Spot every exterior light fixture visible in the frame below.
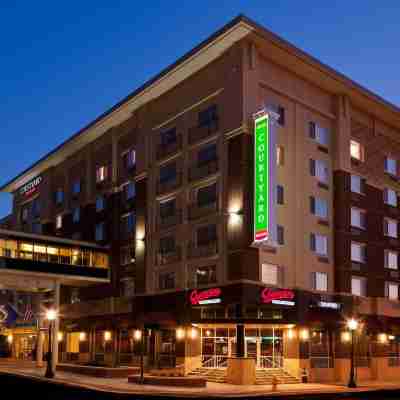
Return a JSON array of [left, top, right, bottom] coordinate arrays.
[[79, 332, 87, 342], [104, 331, 112, 342], [378, 333, 388, 344], [176, 328, 185, 340], [299, 329, 309, 341], [7, 334, 13, 344], [133, 329, 142, 342], [46, 309, 58, 321], [347, 318, 359, 331], [346, 317, 359, 388], [205, 329, 211, 337], [57, 332, 64, 342], [341, 331, 351, 343], [287, 328, 295, 340], [190, 328, 198, 340], [389, 335, 396, 341], [45, 308, 58, 379]]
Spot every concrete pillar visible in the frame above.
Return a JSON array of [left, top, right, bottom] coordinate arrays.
[[256, 337, 261, 368], [52, 281, 60, 373], [236, 324, 245, 358], [36, 294, 44, 367]]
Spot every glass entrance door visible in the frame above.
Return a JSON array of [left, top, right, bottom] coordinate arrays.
[[260, 328, 283, 368]]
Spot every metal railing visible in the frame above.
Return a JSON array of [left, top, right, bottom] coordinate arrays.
[[201, 355, 228, 368], [259, 356, 283, 369]]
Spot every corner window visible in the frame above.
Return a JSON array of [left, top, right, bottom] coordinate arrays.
[[351, 276, 367, 297], [384, 218, 398, 239], [310, 196, 328, 219], [385, 250, 398, 270], [350, 175, 365, 194], [311, 272, 328, 292], [310, 233, 328, 256], [351, 241, 366, 263], [309, 122, 329, 147], [350, 140, 364, 161], [96, 165, 108, 183], [261, 263, 281, 286], [386, 282, 399, 301], [384, 188, 398, 207], [351, 207, 366, 229], [385, 156, 397, 176]]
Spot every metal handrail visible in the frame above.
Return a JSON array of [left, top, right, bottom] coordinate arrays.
[[259, 355, 283, 369]]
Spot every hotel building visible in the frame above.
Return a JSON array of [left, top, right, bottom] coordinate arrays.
[[1, 15, 400, 383]]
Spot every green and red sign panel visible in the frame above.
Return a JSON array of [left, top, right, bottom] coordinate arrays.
[[254, 112, 276, 244]]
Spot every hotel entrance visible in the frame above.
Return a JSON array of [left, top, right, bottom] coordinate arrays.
[[200, 325, 287, 369]]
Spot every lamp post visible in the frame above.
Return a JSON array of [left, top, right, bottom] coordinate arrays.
[[45, 309, 57, 379], [347, 318, 359, 388], [134, 329, 144, 384]]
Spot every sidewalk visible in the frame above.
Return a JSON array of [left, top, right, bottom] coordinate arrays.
[[0, 361, 399, 398]]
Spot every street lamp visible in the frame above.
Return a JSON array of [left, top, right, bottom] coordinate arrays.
[[45, 309, 58, 379], [347, 318, 359, 388], [134, 329, 145, 384]]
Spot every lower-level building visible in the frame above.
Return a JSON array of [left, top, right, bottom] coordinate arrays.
[[59, 282, 400, 383]]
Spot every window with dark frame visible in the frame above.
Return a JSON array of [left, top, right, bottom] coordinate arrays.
[[198, 143, 217, 166], [160, 235, 176, 255], [161, 128, 177, 146], [197, 183, 217, 207], [197, 224, 217, 246], [198, 104, 218, 127], [159, 162, 177, 184], [160, 198, 176, 219]]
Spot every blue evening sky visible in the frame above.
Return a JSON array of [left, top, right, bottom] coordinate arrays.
[[1, 1, 399, 217]]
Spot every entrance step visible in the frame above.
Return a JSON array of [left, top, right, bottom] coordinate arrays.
[[189, 367, 300, 384]]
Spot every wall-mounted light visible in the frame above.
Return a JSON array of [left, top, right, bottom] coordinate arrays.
[[176, 328, 185, 340], [79, 332, 87, 342], [7, 334, 13, 344], [205, 329, 212, 337], [57, 332, 64, 342], [287, 328, 295, 340], [347, 318, 359, 331], [299, 329, 310, 341], [341, 331, 351, 343], [190, 328, 198, 340], [389, 335, 396, 341], [133, 329, 142, 342], [378, 333, 388, 344], [104, 331, 112, 342]]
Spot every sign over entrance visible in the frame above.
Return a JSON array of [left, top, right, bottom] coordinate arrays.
[[190, 288, 222, 305], [19, 176, 42, 197], [261, 288, 295, 306]]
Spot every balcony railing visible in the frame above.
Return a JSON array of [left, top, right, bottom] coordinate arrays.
[[156, 247, 182, 265], [158, 211, 182, 230], [156, 135, 182, 160], [188, 201, 218, 220], [187, 241, 218, 259], [157, 173, 182, 195], [189, 160, 218, 182], [188, 119, 219, 144]]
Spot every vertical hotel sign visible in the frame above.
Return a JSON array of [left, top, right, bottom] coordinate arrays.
[[254, 112, 276, 244]]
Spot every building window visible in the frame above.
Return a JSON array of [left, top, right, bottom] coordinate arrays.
[[351, 207, 366, 229], [160, 198, 176, 219], [96, 165, 108, 183], [95, 223, 105, 241], [72, 180, 81, 195], [198, 143, 217, 166], [124, 182, 136, 200], [268, 104, 285, 126], [72, 207, 80, 223], [310, 196, 328, 219], [385, 156, 397, 176], [56, 214, 63, 230], [386, 282, 399, 301], [351, 241, 366, 263], [32, 222, 42, 234], [122, 278, 135, 297], [55, 188, 64, 205], [310, 159, 329, 184], [351, 276, 367, 297], [198, 104, 218, 127], [159, 162, 177, 184], [276, 146, 285, 166], [311, 272, 328, 292], [384, 188, 398, 207], [193, 265, 217, 287], [160, 235, 176, 255], [71, 288, 80, 304], [197, 224, 217, 247], [261, 263, 281, 286], [21, 206, 29, 223], [277, 185, 284, 205], [277, 225, 284, 245], [350, 174, 365, 194], [384, 217, 398, 238], [310, 233, 328, 256], [350, 140, 364, 161], [197, 183, 217, 207], [96, 196, 105, 212], [161, 128, 177, 146], [31, 198, 41, 218], [385, 250, 398, 270], [121, 245, 135, 266], [159, 271, 175, 290], [121, 213, 135, 236], [309, 122, 329, 147], [123, 149, 136, 170]]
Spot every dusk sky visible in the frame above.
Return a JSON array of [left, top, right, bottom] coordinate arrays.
[[1, 1, 399, 217]]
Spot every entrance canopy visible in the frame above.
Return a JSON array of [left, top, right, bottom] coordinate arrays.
[[0, 229, 109, 291]]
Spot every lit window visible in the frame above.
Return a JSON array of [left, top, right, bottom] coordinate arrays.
[[386, 282, 399, 301], [385, 250, 398, 270], [351, 207, 366, 229], [159, 271, 175, 290], [96, 165, 108, 183], [351, 175, 364, 194], [193, 265, 217, 287], [276, 146, 284, 166], [261, 263, 280, 286], [125, 182, 136, 200], [21, 207, 29, 222], [384, 218, 398, 238], [384, 188, 398, 207], [385, 156, 397, 176], [350, 140, 364, 161], [277, 185, 284, 205], [310, 196, 328, 219], [96, 196, 105, 212], [56, 214, 63, 230], [351, 241, 366, 263], [72, 180, 81, 195], [309, 122, 329, 147], [351, 276, 366, 297], [120, 245, 135, 266], [123, 149, 136, 170], [95, 223, 105, 241], [310, 233, 328, 256], [55, 189, 64, 205], [122, 278, 135, 297], [311, 272, 328, 292], [310, 159, 329, 184], [72, 207, 80, 223]]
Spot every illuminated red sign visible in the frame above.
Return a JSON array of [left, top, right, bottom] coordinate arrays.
[[261, 288, 295, 304], [19, 176, 42, 197], [190, 288, 222, 305]]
